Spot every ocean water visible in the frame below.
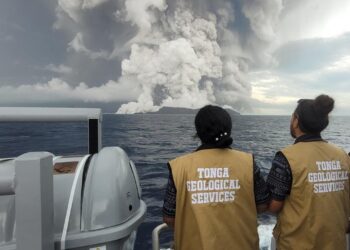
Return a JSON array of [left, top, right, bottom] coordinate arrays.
[[0, 114, 349, 249]]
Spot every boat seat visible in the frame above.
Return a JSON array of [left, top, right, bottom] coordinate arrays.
[[53, 162, 78, 174]]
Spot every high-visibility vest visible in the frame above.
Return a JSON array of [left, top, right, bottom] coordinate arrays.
[[274, 141, 350, 250], [170, 148, 259, 250]]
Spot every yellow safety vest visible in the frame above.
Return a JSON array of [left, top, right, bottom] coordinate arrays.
[[170, 148, 259, 250], [274, 141, 350, 250]]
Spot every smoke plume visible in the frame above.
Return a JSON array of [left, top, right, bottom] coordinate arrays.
[[54, 0, 283, 113]]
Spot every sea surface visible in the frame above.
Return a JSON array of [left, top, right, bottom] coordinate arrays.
[[0, 114, 349, 249]]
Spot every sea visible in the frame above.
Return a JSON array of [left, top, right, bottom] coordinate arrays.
[[0, 114, 349, 250]]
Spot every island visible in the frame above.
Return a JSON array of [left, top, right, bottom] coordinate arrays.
[[149, 107, 240, 116]]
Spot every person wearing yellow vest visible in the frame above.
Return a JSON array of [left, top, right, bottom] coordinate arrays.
[[267, 94, 350, 250], [162, 105, 270, 250]]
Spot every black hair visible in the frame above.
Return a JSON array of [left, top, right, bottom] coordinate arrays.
[[195, 105, 233, 148], [294, 94, 334, 134]]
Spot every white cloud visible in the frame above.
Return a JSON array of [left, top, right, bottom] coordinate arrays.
[[250, 71, 298, 104], [4, 0, 350, 115], [242, 0, 283, 42], [56, 0, 82, 23], [0, 78, 140, 104], [249, 53, 350, 115], [116, 0, 286, 114], [325, 55, 350, 73], [117, 35, 219, 114], [277, 0, 350, 44], [52, 0, 285, 113], [57, 0, 109, 23], [45, 64, 72, 74], [123, 0, 167, 33], [82, 0, 109, 9], [117, 8, 224, 114], [68, 33, 110, 60]]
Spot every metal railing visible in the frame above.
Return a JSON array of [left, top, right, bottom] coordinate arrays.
[[0, 107, 102, 154], [152, 223, 170, 250]]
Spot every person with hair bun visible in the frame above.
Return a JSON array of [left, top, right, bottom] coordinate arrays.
[[162, 105, 270, 250], [267, 94, 350, 250]]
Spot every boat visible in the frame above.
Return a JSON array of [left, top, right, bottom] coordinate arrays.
[[0, 107, 147, 250]]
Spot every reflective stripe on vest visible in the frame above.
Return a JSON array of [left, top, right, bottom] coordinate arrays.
[[275, 141, 350, 250], [170, 148, 259, 250]]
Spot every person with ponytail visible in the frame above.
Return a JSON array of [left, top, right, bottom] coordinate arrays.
[[162, 105, 269, 250], [267, 94, 350, 250]]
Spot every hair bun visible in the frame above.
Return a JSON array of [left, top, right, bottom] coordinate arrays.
[[313, 94, 334, 116], [215, 136, 233, 148]]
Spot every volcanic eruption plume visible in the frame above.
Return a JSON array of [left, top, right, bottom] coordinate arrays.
[[54, 0, 283, 114]]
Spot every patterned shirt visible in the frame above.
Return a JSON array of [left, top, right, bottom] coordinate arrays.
[[266, 134, 324, 201], [163, 146, 270, 217]]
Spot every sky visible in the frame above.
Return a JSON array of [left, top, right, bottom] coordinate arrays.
[[0, 0, 349, 115]]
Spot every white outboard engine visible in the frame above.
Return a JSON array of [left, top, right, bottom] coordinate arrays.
[[0, 108, 146, 250]]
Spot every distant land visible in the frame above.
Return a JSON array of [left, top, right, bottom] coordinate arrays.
[[5, 102, 241, 115], [148, 106, 240, 116]]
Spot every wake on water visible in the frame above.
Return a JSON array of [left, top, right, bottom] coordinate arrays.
[[258, 224, 275, 250]]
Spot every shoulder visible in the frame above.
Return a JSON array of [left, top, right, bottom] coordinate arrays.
[[326, 143, 350, 164], [280, 143, 313, 157], [326, 142, 348, 154], [169, 151, 197, 166], [229, 149, 253, 161], [280, 143, 297, 154]]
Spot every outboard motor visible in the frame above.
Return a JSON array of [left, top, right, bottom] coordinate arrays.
[[0, 108, 146, 250]]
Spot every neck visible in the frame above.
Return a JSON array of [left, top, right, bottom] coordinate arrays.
[[294, 128, 306, 138], [295, 132, 306, 139]]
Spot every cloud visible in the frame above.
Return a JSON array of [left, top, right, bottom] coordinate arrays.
[[56, 0, 110, 23], [1, 0, 349, 115], [45, 64, 72, 74], [242, 0, 283, 42], [325, 55, 350, 73], [0, 78, 140, 104], [68, 33, 110, 60], [116, 0, 284, 113], [117, 35, 220, 113], [277, 0, 350, 43], [52, 0, 135, 85], [51, 0, 285, 114], [249, 52, 350, 115], [82, 0, 109, 9], [275, 37, 348, 74], [117, 7, 223, 114], [0, 0, 285, 113], [122, 0, 167, 33]]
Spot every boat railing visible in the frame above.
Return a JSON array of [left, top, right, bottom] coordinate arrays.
[[0, 107, 102, 154], [152, 223, 172, 250]]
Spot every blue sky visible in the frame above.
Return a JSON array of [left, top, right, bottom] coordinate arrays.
[[0, 0, 349, 115]]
